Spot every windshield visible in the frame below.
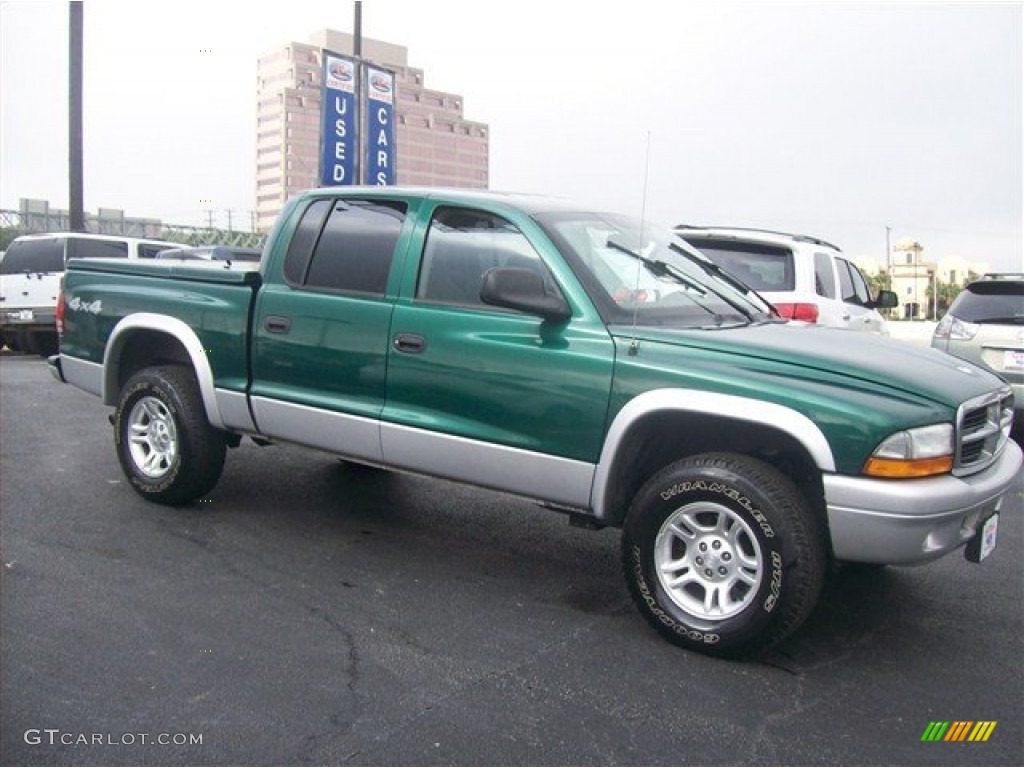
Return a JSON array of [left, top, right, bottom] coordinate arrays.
[[535, 211, 777, 328]]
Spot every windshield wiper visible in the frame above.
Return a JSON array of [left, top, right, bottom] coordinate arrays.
[[605, 238, 710, 295], [667, 241, 780, 322], [606, 237, 735, 323], [606, 237, 766, 325]]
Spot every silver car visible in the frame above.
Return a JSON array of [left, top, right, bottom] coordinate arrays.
[[932, 274, 1024, 434]]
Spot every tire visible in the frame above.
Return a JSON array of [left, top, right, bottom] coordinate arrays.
[[113, 365, 227, 505], [621, 452, 826, 658]]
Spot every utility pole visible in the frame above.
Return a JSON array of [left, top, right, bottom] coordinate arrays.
[[354, 0, 364, 184], [884, 225, 892, 290], [69, 1, 84, 232], [354, 1, 362, 58]]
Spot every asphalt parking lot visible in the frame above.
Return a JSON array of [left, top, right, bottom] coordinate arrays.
[[2, 351, 1022, 767]]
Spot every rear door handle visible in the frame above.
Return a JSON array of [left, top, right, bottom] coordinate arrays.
[[393, 333, 426, 354], [264, 315, 291, 334]]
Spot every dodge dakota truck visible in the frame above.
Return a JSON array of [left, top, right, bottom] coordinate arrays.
[[50, 188, 1021, 657]]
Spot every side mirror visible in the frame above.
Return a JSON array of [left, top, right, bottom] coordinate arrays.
[[480, 267, 571, 322], [872, 290, 898, 309]]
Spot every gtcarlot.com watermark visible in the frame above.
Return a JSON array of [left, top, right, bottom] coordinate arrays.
[[24, 729, 203, 747]]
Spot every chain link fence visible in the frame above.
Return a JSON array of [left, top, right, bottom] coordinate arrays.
[[0, 209, 265, 251]]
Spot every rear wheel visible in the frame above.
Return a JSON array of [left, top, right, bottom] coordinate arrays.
[[114, 365, 226, 505], [622, 453, 826, 657]]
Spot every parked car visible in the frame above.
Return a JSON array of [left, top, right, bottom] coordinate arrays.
[[155, 245, 262, 264], [932, 274, 1024, 435], [675, 226, 896, 333], [0, 232, 181, 355]]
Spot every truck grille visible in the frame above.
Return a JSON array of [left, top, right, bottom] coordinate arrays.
[[955, 389, 1014, 475]]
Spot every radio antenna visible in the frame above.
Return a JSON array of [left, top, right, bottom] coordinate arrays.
[[629, 131, 652, 356]]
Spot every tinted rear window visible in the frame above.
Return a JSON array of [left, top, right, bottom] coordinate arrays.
[[68, 238, 129, 259], [0, 238, 64, 274], [951, 281, 1024, 324], [684, 240, 795, 291], [304, 200, 407, 294]]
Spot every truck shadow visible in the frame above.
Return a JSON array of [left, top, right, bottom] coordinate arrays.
[[210, 447, 964, 666]]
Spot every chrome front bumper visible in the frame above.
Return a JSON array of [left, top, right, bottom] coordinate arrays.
[[824, 440, 1022, 565]]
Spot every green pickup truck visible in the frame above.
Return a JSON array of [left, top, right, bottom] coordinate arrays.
[[50, 188, 1021, 657]]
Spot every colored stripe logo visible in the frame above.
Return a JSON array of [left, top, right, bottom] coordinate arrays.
[[921, 721, 997, 742]]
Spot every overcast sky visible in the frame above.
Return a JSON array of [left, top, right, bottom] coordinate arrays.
[[1, 0, 1021, 270]]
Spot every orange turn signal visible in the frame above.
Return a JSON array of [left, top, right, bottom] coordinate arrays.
[[863, 455, 954, 478]]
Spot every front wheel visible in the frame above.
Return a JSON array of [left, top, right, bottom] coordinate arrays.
[[622, 453, 825, 657], [114, 366, 227, 505]]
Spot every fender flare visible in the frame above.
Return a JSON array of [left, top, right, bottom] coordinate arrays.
[[102, 313, 225, 429], [589, 388, 836, 521]]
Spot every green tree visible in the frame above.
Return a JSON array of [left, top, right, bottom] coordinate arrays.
[[932, 281, 962, 318], [0, 227, 22, 251]]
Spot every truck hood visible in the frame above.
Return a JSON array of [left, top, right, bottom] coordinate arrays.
[[611, 322, 1008, 408]]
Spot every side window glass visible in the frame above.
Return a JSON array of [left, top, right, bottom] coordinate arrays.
[[836, 258, 857, 303], [814, 252, 837, 298], [849, 262, 872, 304], [304, 200, 406, 294], [68, 238, 129, 259], [417, 207, 552, 307], [283, 199, 332, 284], [837, 258, 870, 304], [138, 244, 170, 259]]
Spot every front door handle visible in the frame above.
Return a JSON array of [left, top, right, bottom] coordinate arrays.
[[393, 333, 427, 354]]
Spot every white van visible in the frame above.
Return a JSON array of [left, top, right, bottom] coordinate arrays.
[[0, 232, 181, 354]]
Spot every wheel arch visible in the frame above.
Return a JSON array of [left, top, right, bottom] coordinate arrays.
[[590, 389, 835, 528], [102, 313, 225, 429]]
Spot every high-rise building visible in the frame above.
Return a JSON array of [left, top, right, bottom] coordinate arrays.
[[255, 29, 489, 232]]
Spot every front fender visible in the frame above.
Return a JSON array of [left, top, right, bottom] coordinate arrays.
[[589, 388, 836, 522]]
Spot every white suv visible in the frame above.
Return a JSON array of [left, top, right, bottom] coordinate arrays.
[[1, 232, 180, 355], [676, 226, 896, 333]]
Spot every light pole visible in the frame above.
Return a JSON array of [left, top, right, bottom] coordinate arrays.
[[69, 1, 84, 232]]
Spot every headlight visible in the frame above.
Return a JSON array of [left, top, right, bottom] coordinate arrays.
[[863, 424, 954, 478], [933, 314, 979, 341]]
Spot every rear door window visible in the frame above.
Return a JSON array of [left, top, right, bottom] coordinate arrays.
[[814, 252, 837, 298], [297, 199, 407, 295], [0, 238, 65, 274], [68, 238, 129, 259], [137, 243, 173, 259]]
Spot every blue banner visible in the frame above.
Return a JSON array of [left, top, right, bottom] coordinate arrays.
[[319, 52, 358, 186], [364, 66, 396, 186]]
